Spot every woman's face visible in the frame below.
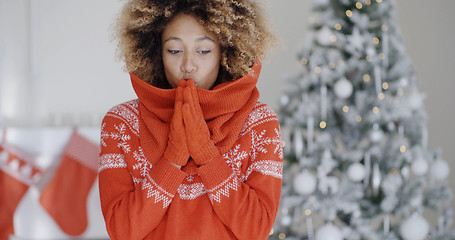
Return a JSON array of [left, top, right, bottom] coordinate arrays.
[[162, 14, 221, 90]]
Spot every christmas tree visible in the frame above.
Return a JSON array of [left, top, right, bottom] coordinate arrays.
[[271, 0, 454, 239]]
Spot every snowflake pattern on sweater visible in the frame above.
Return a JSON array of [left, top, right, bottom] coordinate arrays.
[[99, 99, 282, 205], [99, 99, 283, 239]]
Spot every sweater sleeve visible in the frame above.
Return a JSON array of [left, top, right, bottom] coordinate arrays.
[[196, 105, 283, 240], [98, 109, 187, 240]]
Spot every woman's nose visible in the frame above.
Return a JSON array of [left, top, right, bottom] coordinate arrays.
[[181, 53, 196, 74]]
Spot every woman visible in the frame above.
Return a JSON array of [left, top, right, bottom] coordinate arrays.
[[99, 0, 283, 239]]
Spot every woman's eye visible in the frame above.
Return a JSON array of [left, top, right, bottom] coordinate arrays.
[[167, 49, 182, 54], [197, 50, 211, 55]]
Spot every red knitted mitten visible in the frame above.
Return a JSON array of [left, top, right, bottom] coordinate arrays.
[[163, 80, 190, 166], [182, 80, 219, 165]]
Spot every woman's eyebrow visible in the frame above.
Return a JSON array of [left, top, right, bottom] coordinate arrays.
[[163, 36, 181, 43], [196, 36, 215, 42], [163, 36, 215, 44]]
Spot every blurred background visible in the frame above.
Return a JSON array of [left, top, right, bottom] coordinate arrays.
[[0, 0, 453, 239]]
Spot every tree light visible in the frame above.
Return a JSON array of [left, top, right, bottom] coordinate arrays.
[[382, 82, 389, 90], [400, 145, 406, 153], [373, 37, 380, 44], [335, 23, 342, 30], [356, 2, 363, 9], [320, 121, 327, 129], [373, 106, 379, 114], [305, 209, 312, 216]]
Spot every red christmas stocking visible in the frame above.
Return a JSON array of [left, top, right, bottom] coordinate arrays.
[[0, 144, 42, 240], [39, 130, 99, 236]]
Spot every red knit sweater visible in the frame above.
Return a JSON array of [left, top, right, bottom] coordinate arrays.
[[99, 98, 283, 239]]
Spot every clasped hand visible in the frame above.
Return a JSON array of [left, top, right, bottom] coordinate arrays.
[[164, 79, 219, 167]]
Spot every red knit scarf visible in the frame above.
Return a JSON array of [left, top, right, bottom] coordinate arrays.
[[130, 62, 261, 165]]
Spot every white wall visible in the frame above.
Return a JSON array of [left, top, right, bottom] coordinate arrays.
[[0, 0, 454, 238], [0, 0, 135, 127], [0, 0, 32, 124]]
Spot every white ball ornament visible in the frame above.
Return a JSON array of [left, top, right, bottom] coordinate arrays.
[[281, 214, 292, 227], [366, 47, 376, 57], [408, 91, 424, 110], [293, 171, 317, 195], [370, 128, 384, 143], [347, 163, 365, 182], [429, 159, 450, 181], [315, 223, 343, 240], [334, 78, 353, 99], [409, 194, 423, 208], [399, 77, 409, 87], [411, 158, 428, 176], [400, 215, 429, 240], [317, 26, 334, 46], [387, 122, 396, 131], [280, 95, 290, 105]]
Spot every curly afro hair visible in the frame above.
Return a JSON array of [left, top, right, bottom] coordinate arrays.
[[114, 0, 278, 88]]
